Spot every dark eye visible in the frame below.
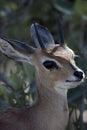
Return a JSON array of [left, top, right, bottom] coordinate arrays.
[[43, 60, 59, 70]]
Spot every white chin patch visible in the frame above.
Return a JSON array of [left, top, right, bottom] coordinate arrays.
[[54, 78, 82, 96], [54, 74, 85, 96]]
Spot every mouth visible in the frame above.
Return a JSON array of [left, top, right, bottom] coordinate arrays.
[[66, 79, 81, 82], [66, 77, 85, 83]]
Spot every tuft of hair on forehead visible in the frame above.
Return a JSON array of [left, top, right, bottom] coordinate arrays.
[[43, 43, 75, 62]]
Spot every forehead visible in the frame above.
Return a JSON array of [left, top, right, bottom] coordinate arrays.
[[46, 44, 75, 61]]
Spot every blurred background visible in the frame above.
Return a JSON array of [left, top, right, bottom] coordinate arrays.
[[0, 0, 87, 130]]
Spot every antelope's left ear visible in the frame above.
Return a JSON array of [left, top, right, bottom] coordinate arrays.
[[30, 23, 55, 49], [0, 37, 35, 62]]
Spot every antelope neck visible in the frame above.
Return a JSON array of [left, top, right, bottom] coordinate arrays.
[[37, 84, 68, 110]]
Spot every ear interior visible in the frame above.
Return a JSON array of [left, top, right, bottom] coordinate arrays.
[[0, 38, 35, 63], [31, 23, 55, 49]]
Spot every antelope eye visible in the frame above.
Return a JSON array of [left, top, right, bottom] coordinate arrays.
[[43, 60, 59, 70]]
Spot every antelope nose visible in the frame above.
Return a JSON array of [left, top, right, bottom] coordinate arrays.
[[74, 70, 84, 80]]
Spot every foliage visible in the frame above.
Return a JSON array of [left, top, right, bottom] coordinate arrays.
[[0, 0, 87, 130]]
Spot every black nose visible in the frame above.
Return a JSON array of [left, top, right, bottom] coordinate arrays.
[[74, 71, 83, 80]]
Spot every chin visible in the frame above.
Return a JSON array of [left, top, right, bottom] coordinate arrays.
[[67, 81, 83, 89]]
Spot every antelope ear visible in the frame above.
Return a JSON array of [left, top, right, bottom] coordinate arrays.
[[0, 38, 35, 62], [57, 19, 65, 46], [30, 23, 55, 49]]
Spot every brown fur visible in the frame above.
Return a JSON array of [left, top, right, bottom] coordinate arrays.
[[0, 39, 85, 130], [0, 85, 69, 130]]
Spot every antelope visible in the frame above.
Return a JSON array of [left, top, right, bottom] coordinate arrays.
[[0, 22, 85, 130]]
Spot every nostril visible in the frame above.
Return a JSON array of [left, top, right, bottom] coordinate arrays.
[[74, 71, 83, 79]]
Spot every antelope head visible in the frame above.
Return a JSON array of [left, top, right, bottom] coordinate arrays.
[[0, 22, 85, 96]]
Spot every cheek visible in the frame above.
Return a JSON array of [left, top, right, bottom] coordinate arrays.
[[52, 66, 74, 83], [37, 69, 50, 82], [50, 69, 67, 82]]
